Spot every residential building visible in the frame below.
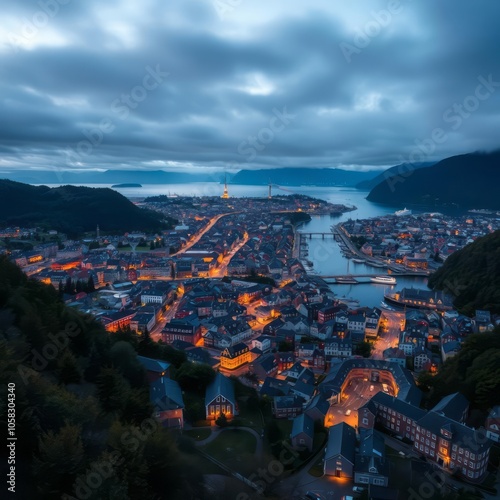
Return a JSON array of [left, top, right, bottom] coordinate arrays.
[[150, 377, 184, 429], [101, 310, 136, 332], [354, 428, 390, 487], [485, 406, 500, 443], [205, 373, 238, 420], [358, 392, 492, 483], [137, 355, 171, 383], [249, 353, 278, 382], [441, 340, 461, 362], [324, 422, 357, 478], [220, 342, 251, 370], [291, 413, 314, 452], [273, 395, 304, 419]]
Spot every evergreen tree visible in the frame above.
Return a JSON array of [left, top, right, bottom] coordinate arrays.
[[57, 350, 82, 384], [86, 275, 95, 293], [32, 424, 85, 497], [95, 367, 129, 413], [63, 277, 73, 295], [215, 411, 228, 427]]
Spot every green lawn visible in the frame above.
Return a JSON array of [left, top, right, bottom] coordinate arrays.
[[184, 428, 212, 441], [308, 455, 324, 477], [274, 418, 293, 436], [202, 429, 257, 475], [237, 409, 263, 429]]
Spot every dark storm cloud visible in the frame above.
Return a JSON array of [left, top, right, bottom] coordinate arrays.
[[0, 0, 499, 173]]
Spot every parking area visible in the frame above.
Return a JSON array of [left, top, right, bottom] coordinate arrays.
[[325, 377, 395, 428]]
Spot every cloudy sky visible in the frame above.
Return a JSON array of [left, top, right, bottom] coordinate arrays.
[[1, 0, 500, 174]]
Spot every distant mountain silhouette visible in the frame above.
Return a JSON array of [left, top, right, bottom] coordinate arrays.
[[366, 150, 500, 209], [231, 167, 377, 186], [355, 162, 435, 190], [0, 180, 174, 235], [0, 169, 225, 185]]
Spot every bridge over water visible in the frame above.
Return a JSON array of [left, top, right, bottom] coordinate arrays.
[[317, 272, 428, 284]]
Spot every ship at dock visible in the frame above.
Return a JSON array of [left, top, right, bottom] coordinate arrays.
[[394, 208, 412, 216], [384, 287, 453, 311], [370, 275, 397, 285]]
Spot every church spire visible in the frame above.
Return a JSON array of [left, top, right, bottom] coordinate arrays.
[[221, 173, 229, 199]]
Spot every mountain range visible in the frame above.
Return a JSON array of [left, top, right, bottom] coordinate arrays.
[[367, 150, 500, 209], [230, 167, 377, 186], [355, 161, 435, 190], [0, 169, 224, 185]]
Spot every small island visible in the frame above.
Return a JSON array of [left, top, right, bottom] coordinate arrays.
[[111, 183, 142, 188]]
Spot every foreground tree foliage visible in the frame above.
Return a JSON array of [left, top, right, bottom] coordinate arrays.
[[0, 257, 207, 499], [428, 229, 500, 315], [420, 330, 500, 411]]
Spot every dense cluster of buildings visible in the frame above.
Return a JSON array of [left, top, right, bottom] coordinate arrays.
[[341, 211, 499, 269], [3, 195, 499, 492]]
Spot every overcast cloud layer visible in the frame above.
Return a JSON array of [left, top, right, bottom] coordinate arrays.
[[1, 0, 500, 174]]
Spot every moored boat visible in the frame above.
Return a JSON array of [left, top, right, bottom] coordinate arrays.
[[370, 275, 397, 285], [395, 207, 412, 216]]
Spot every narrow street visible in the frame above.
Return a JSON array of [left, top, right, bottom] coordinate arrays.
[[371, 310, 404, 360]]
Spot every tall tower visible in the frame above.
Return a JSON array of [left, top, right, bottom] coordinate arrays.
[[221, 173, 229, 199], [268, 179, 272, 200], [96, 224, 100, 239]]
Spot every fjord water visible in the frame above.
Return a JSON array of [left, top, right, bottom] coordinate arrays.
[[111, 182, 431, 308], [46, 182, 430, 307]]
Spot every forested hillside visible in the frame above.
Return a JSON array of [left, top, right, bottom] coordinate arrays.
[[428, 230, 500, 315], [367, 150, 500, 209], [0, 180, 175, 236], [0, 257, 206, 500]]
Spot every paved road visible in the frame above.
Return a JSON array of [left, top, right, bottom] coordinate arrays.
[[371, 310, 404, 360], [170, 211, 240, 258]]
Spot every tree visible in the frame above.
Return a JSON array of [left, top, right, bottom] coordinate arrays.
[[174, 362, 215, 395], [355, 341, 373, 358], [417, 370, 434, 392], [215, 411, 228, 427], [57, 350, 82, 384], [266, 420, 282, 444], [278, 341, 293, 352], [86, 275, 95, 293], [63, 277, 73, 294], [110, 341, 147, 388], [95, 367, 130, 413], [32, 424, 85, 497], [142, 326, 151, 343]]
